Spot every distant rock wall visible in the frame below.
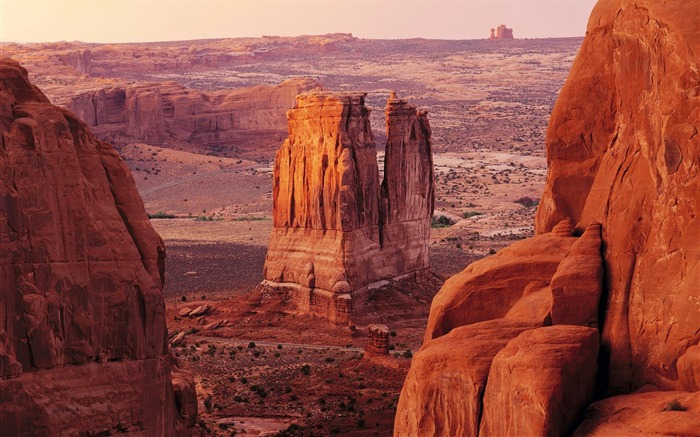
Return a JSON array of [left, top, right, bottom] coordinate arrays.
[[65, 78, 321, 154], [0, 58, 196, 435], [264, 91, 433, 323]]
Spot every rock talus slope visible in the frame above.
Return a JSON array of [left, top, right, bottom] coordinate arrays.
[[264, 91, 433, 323], [535, 0, 700, 394], [0, 58, 196, 435]]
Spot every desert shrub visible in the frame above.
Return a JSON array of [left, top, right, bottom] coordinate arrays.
[[390, 331, 397, 337], [514, 196, 540, 208], [253, 350, 261, 357], [248, 342, 256, 348], [148, 211, 176, 219], [489, 248, 497, 255], [277, 344, 283, 349], [431, 215, 454, 228], [403, 349, 413, 359], [301, 364, 311, 375], [203, 396, 213, 412], [233, 216, 269, 221], [181, 295, 187, 302], [463, 211, 482, 218], [663, 399, 687, 411]]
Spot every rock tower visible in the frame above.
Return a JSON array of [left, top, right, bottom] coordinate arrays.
[[264, 91, 434, 323]]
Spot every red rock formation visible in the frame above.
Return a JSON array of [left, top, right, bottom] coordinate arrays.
[[365, 324, 391, 355], [490, 24, 514, 40], [535, 0, 700, 393], [395, 222, 603, 436], [396, 1, 699, 435], [480, 326, 599, 437], [264, 91, 433, 323], [573, 391, 700, 436], [395, 319, 537, 437], [0, 58, 196, 435], [65, 77, 321, 155]]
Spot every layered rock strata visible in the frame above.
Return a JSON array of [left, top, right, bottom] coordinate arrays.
[[0, 58, 196, 435], [65, 78, 321, 155], [264, 91, 433, 323]]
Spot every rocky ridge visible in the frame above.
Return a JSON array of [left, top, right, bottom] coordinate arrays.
[[0, 58, 196, 435]]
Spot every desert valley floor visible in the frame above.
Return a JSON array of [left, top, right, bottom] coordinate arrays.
[[3, 35, 582, 436]]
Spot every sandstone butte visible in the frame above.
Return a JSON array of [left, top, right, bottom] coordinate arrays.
[[65, 77, 321, 152], [396, 0, 700, 436], [264, 91, 434, 323], [0, 58, 197, 435]]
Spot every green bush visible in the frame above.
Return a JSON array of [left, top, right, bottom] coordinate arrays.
[[148, 211, 176, 219], [431, 215, 454, 228], [463, 211, 482, 218]]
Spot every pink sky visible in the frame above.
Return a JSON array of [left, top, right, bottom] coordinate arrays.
[[2, 0, 597, 43]]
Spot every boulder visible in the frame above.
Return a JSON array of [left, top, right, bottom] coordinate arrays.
[[394, 319, 537, 437], [480, 326, 599, 437], [573, 391, 700, 436]]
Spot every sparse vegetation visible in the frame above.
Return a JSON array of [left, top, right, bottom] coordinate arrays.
[[148, 211, 176, 219], [663, 399, 687, 411], [431, 215, 454, 228], [463, 211, 482, 218]]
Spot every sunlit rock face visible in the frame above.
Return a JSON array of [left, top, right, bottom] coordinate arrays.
[[0, 58, 196, 436], [395, 0, 700, 435], [264, 91, 434, 323]]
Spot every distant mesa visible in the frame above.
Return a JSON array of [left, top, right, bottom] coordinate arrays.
[[489, 24, 514, 40], [263, 91, 434, 324]]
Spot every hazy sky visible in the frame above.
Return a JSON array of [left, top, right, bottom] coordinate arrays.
[[1, 0, 597, 44]]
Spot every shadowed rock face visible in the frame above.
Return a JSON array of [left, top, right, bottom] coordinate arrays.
[[264, 91, 433, 323], [0, 58, 195, 435], [535, 0, 700, 394], [65, 78, 321, 153]]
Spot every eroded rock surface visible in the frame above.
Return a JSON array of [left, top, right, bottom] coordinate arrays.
[[0, 58, 195, 435], [264, 91, 433, 323], [66, 78, 320, 154], [535, 0, 700, 393], [480, 326, 599, 437]]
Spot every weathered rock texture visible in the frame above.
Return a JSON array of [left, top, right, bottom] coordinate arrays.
[[365, 324, 391, 355], [396, 1, 699, 435], [65, 78, 320, 155], [264, 91, 433, 323], [535, 0, 700, 394], [573, 391, 700, 437], [0, 58, 196, 435], [395, 222, 603, 436], [480, 326, 599, 437]]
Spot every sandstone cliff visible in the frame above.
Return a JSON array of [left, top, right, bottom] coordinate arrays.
[[0, 58, 196, 435], [535, 0, 700, 394], [65, 77, 321, 156], [264, 91, 433, 323], [396, 0, 699, 435]]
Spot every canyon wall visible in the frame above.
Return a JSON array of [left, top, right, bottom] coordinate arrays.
[[396, 0, 699, 435], [535, 0, 700, 394], [264, 91, 433, 323], [65, 78, 321, 155], [0, 58, 196, 435]]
